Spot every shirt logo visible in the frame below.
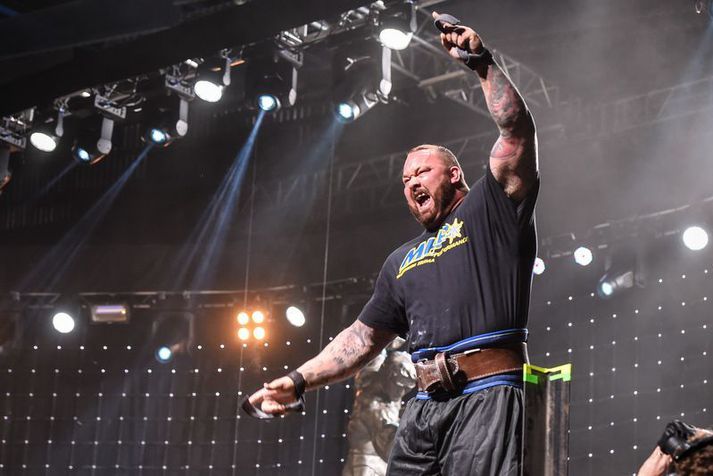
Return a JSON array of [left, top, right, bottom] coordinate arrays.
[[397, 218, 468, 279]]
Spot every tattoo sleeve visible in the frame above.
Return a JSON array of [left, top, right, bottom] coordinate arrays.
[[296, 320, 396, 391], [475, 58, 538, 200]]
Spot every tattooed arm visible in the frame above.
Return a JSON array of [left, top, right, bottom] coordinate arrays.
[[247, 320, 396, 415], [435, 12, 538, 202]]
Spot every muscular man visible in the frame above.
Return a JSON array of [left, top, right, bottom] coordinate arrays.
[[248, 12, 539, 475]]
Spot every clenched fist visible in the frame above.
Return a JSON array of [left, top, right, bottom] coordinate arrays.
[[247, 375, 298, 416], [432, 11, 484, 61]]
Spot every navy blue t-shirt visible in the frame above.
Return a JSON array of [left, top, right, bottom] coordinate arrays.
[[357, 166, 539, 353]]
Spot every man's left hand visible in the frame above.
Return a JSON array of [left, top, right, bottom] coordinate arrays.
[[432, 11, 484, 61]]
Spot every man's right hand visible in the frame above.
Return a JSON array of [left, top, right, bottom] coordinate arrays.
[[247, 375, 298, 416]]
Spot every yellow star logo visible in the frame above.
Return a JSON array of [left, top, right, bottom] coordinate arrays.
[[444, 218, 463, 244]]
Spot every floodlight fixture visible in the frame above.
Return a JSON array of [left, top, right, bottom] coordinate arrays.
[[532, 257, 546, 275], [378, 0, 416, 51], [253, 326, 266, 340], [90, 303, 129, 323]]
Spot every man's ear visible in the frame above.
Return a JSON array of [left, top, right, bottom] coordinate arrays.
[[449, 166, 462, 184]]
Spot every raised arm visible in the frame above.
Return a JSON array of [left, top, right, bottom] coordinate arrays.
[[435, 12, 538, 202], [247, 319, 396, 415]]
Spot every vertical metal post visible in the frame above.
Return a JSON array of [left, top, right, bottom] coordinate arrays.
[[523, 364, 572, 476]]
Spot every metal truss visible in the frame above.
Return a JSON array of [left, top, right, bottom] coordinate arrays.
[[391, 5, 563, 118], [4, 275, 378, 309], [250, 128, 497, 212], [557, 74, 713, 141]]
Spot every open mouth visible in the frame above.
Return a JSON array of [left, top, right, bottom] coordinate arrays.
[[414, 190, 431, 208]]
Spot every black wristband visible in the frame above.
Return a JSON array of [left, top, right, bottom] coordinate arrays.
[[287, 370, 306, 399], [464, 48, 493, 71]]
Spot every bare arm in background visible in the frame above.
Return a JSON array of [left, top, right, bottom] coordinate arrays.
[[636, 446, 672, 476], [247, 320, 396, 415], [435, 11, 538, 202]]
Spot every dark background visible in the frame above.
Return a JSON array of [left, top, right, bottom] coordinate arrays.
[[1, 0, 712, 474]]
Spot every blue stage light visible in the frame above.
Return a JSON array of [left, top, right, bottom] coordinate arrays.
[[336, 102, 360, 122], [73, 147, 91, 163], [155, 346, 173, 363], [257, 94, 279, 112], [148, 128, 169, 145]]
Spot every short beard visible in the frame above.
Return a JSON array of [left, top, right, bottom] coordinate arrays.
[[410, 180, 457, 231]]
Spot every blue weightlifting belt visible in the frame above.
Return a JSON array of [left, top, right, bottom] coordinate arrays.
[[411, 328, 528, 362]]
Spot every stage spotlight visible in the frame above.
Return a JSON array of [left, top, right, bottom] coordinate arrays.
[[237, 327, 250, 340], [332, 42, 392, 122], [155, 345, 173, 363], [151, 312, 194, 363], [596, 246, 642, 298], [144, 97, 189, 147], [147, 128, 169, 145], [251, 310, 265, 324], [247, 50, 299, 113], [335, 101, 360, 122], [30, 110, 64, 152], [194, 55, 231, 103], [574, 246, 593, 266], [286, 306, 306, 327], [378, 0, 416, 50], [253, 326, 266, 340], [257, 94, 280, 112], [52, 312, 75, 334], [237, 311, 250, 326], [532, 257, 546, 275], [682, 226, 708, 251], [71, 117, 114, 166], [597, 270, 635, 298]]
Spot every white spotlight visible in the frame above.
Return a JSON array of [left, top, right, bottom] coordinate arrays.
[[378, 29, 413, 50], [30, 131, 58, 152], [574, 246, 593, 266], [52, 312, 75, 334], [533, 257, 546, 275], [286, 306, 306, 327], [194, 80, 224, 103], [682, 226, 708, 251]]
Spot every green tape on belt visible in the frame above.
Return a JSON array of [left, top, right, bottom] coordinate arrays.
[[523, 363, 573, 385]]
